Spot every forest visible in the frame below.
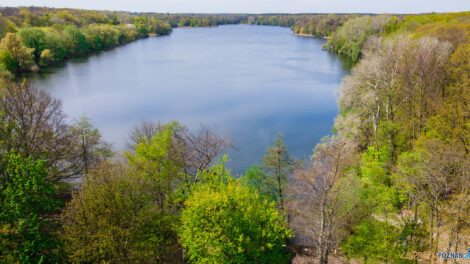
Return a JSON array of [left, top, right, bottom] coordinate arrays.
[[0, 5, 469, 264]]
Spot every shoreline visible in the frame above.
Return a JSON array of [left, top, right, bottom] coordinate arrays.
[[294, 33, 329, 39], [176, 25, 219, 29]]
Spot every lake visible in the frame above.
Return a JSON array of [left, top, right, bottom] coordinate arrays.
[[32, 24, 351, 174]]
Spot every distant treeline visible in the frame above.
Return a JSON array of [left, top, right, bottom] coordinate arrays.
[[0, 7, 251, 77], [0, 7, 359, 77], [0, 6, 385, 77], [3, 7, 468, 77]]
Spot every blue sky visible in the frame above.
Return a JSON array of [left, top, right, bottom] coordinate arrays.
[[1, 0, 469, 13]]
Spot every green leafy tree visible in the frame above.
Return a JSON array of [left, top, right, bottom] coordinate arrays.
[[62, 161, 181, 264], [0, 33, 33, 72], [0, 49, 18, 73], [125, 121, 186, 207], [0, 14, 18, 39], [43, 31, 66, 63], [0, 154, 61, 263], [133, 16, 149, 37], [242, 164, 277, 200], [344, 219, 403, 263], [17, 27, 46, 63], [63, 25, 89, 57], [262, 133, 293, 211], [178, 161, 292, 264], [63, 122, 185, 263]]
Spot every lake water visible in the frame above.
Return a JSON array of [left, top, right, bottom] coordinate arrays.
[[32, 25, 351, 174]]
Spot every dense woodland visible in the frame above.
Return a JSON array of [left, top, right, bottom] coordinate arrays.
[[0, 6, 469, 264]]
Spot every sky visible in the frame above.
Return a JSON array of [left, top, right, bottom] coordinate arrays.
[[1, 0, 469, 14]]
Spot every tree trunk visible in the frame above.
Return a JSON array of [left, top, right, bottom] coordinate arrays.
[[277, 152, 284, 211], [320, 247, 329, 264]]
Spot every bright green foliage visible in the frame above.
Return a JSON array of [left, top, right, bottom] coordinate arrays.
[[63, 25, 89, 57], [0, 154, 61, 264], [17, 27, 46, 63], [397, 12, 470, 34], [0, 49, 18, 72], [359, 145, 398, 213], [344, 219, 403, 263], [85, 24, 121, 50], [178, 162, 292, 264], [242, 164, 276, 200], [43, 31, 66, 63], [126, 121, 186, 193], [327, 15, 398, 61], [134, 16, 150, 37]]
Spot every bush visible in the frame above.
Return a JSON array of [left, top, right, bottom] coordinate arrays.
[[0, 154, 61, 263], [0, 49, 17, 72], [39, 49, 54, 66], [178, 163, 292, 264]]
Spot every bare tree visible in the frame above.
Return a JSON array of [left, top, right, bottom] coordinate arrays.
[[288, 136, 358, 264], [446, 157, 470, 255], [182, 125, 232, 184], [0, 80, 79, 183], [400, 139, 468, 252], [126, 120, 161, 150], [127, 121, 232, 187], [70, 116, 113, 177]]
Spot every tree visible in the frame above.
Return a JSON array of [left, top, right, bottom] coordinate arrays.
[[0, 14, 18, 39], [17, 27, 46, 63], [125, 121, 186, 215], [242, 164, 276, 200], [63, 25, 89, 57], [0, 80, 79, 184], [0, 49, 17, 73], [262, 133, 293, 211], [70, 116, 112, 176], [127, 120, 161, 150], [0, 154, 61, 263], [326, 15, 397, 61], [62, 161, 181, 264], [127, 121, 231, 187], [344, 219, 402, 263], [39, 49, 54, 66], [289, 136, 359, 264], [398, 137, 468, 253], [43, 31, 66, 63], [182, 124, 232, 183], [178, 162, 292, 264], [0, 33, 33, 72], [151, 19, 172, 35]]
